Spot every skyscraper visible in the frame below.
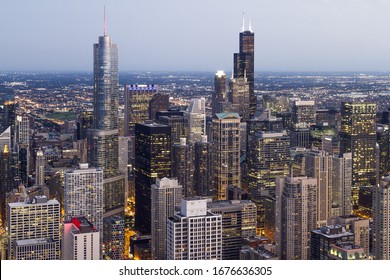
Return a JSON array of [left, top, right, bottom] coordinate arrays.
[[14, 115, 30, 185], [340, 102, 377, 209], [275, 176, 317, 260], [0, 144, 12, 226], [7, 196, 60, 260], [88, 20, 125, 213], [331, 153, 352, 217], [151, 177, 182, 260], [372, 176, 390, 260], [194, 135, 213, 197], [306, 150, 333, 227], [134, 122, 171, 234], [228, 76, 250, 122], [234, 17, 255, 118], [246, 131, 290, 237], [124, 84, 158, 136], [64, 164, 104, 240], [213, 71, 227, 116], [185, 98, 206, 144], [35, 148, 45, 187], [103, 215, 125, 260], [212, 113, 241, 200], [207, 200, 257, 260], [172, 138, 194, 197], [167, 198, 222, 260]]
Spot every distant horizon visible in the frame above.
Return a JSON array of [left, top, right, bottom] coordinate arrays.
[[3, 1, 390, 72], [2, 70, 390, 74]]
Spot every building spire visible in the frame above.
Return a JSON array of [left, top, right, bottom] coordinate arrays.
[[241, 12, 245, 32], [104, 6, 106, 36], [249, 16, 253, 32]]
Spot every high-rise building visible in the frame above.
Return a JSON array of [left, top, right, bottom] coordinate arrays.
[[157, 111, 188, 146], [35, 148, 45, 187], [124, 84, 157, 136], [213, 71, 227, 116], [246, 131, 290, 199], [76, 109, 93, 140], [134, 122, 171, 234], [194, 135, 213, 197], [228, 76, 250, 122], [88, 23, 125, 214], [0, 144, 12, 226], [275, 176, 317, 260], [149, 92, 169, 121], [167, 198, 222, 260], [172, 138, 193, 197], [372, 176, 390, 259], [7, 196, 60, 259], [14, 115, 30, 185], [331, 153, 353, 217], [212, 113, 241, 200], [340, 102, 377, 209], [185, 98, 206, 144], [103, 215, 125, 260], [64, 164, 104, 239], [306, 150, 333, 227], [376, 124, 389, 178], [62, 216, 100, 260], [291, 100, 316, 128], [151, 178, 182, 260], [233, 18, 255, 118], [246, 131, 290, 238], [207, 200, 256, 260]]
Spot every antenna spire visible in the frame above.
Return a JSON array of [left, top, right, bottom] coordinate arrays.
[[249, 16, 252, 32], [104, 6, 106, 36], [241, 12, 245, 32]]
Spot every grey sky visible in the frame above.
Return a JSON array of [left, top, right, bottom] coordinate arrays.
[[1, 0, 390, 72]]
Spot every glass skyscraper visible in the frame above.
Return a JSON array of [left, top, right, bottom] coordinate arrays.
[[88, 27, 125, 213]]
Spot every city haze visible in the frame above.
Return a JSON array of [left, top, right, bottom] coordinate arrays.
[[2, 0, 390, 72]]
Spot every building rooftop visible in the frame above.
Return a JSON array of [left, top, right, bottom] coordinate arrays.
[[15, 237, 55, 246]]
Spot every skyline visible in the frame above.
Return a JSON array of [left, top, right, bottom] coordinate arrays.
[[2, 0, 390, 72]]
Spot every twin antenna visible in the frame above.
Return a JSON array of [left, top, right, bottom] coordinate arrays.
[[104, 6, 106, 36], [241, 12, 253, 33]]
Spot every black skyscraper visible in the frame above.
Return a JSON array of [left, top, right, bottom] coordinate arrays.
[[134, 122, 171, 234], [234, 18, 255, 119]]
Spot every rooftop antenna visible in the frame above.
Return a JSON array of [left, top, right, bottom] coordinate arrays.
[[249, 16, 253, 32], [104, 6, 106, 36], [241, 12, 245, 32]]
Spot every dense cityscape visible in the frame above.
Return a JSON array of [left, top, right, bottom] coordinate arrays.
[[1, 16, 390, 262]]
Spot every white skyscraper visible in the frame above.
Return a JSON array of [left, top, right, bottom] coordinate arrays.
[[167, 198, 222, 260], [151, 177, 182, 260], [35, 148, 45, 186], [7, 196, 60, 260], [62, 216, 100, 260], [64, 163, 104, 239], [372, 176, 390, 260], [185, 98, 206, 144]]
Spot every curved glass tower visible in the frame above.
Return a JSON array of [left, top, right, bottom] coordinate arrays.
[[88, 29, 125, 213]]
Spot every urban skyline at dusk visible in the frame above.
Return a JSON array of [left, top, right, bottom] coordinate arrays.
[[1, 0, 390, 266], [3, 0, 390, 72]]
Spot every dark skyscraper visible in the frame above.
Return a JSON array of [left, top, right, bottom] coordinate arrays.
[[234, 17, 255, 118], [88, 19, 125, 213], [213, 71, 227, 116], [134, 122, 171, 234], [340, 102, 377, 209]]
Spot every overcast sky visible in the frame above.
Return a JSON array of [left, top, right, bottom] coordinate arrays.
[[1, 0, 390, 72]]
